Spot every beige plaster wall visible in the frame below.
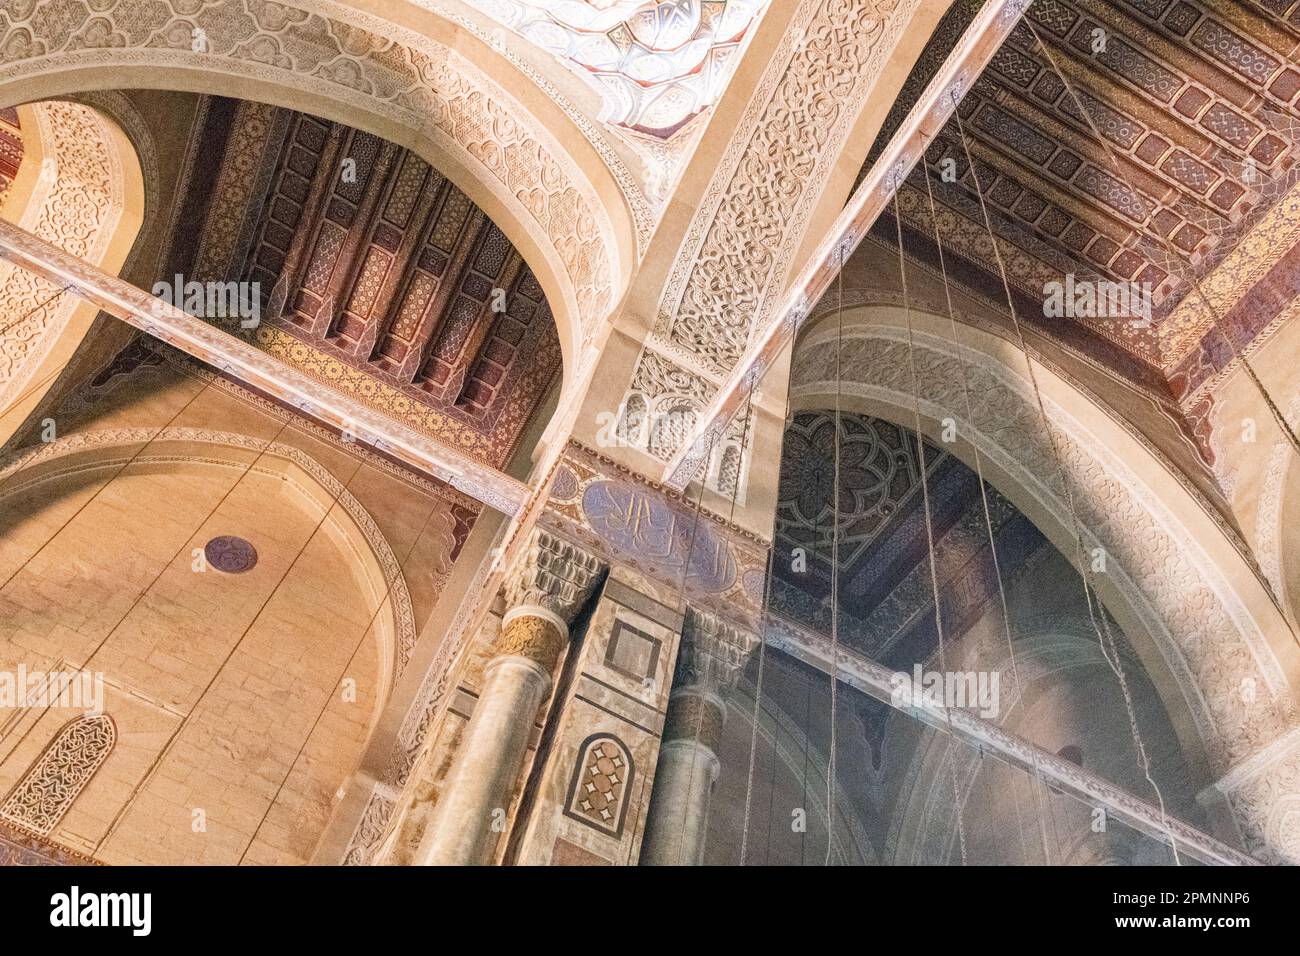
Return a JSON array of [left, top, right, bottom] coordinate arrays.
[[0, 346, 478, 864]]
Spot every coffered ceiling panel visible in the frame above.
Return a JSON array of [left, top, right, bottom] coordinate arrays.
[[178, 100, 563, 471], [867, 0, 1300, 403], [770, 411, 1045, 665]]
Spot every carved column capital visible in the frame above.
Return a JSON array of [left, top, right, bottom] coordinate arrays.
[[496, 613, 568, 673], [673, 606, 760, 700], [503, 529, 604, 625]]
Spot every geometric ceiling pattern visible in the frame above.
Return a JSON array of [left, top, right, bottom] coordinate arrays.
[[770, 412, 1045, 665], [470, 0, 771, 138], [176, 100, 563, 471], [874, 0, 1300, 404]]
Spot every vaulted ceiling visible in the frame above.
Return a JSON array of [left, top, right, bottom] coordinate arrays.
[[171, 99, 563, 472], [478, 0, 771, 138], [869, 0, 1300, 406]]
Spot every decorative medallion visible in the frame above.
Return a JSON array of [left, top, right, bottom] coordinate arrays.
[[580, 478, 737, 592], [204, 536, 258, 574], [550, 464, 580, 502]]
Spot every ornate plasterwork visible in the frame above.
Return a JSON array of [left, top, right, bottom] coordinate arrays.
[[0, 0, 622, 340], [0, 427, 424, 677], [623, 0, 919, 462], [0, 714, 116, 836], [657, 0, 915, 371], [675, 605, 758, 696], [790, 324, 1300, 861], [462, 1, 770, 139], [0, 101, 122, 410], [67, 89, 163, 279], [496, 614, 567, 669], [503, 528, 605, 623], [398, 0, 656, 247]]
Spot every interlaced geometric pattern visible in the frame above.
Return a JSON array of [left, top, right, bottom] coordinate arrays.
[[0, 714, 116, 836]]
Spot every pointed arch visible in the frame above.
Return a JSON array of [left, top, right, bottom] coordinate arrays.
[[788, 304, 1300, 862]]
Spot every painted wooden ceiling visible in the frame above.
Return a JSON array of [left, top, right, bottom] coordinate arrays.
[[0, 107, 21, 203], [174, 99, 562, 471], [870, 0, 1300, 404], [770, 411, 1045, 665]]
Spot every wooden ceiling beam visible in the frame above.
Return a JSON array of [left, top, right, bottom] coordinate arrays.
[[0, 219, 531, 517]]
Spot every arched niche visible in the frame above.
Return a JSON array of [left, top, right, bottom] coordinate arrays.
[[0, 427, 415, 712], [0, 100, 144, 445], [0, 428, 417, 862], [786, 304, 1300, 862], [0, 0, 642, 404]]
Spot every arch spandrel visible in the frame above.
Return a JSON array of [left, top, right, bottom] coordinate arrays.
[[0, 99, 143, 446]]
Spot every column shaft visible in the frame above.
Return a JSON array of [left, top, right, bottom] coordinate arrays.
[[641, 687, 726, 866], [641, 737, 720, 866], [417, 608, 569, 865], [418, 655, 551, 865]]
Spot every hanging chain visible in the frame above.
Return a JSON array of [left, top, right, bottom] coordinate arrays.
[[918, 134, 1052, 864], [893, 174, 970, 865], [950, 93, 1183, 865], [823, 244, 845, 865]]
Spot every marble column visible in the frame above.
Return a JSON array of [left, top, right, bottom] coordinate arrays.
[[641, 607, 758, 866], [417, 530, 603, 866]]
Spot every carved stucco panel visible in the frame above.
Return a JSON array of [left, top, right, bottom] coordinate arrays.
[[623, 0, 918, 464], [658, 0, 914, 367], [0, 101, 121, 409], [0, 714, 116, 836]]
